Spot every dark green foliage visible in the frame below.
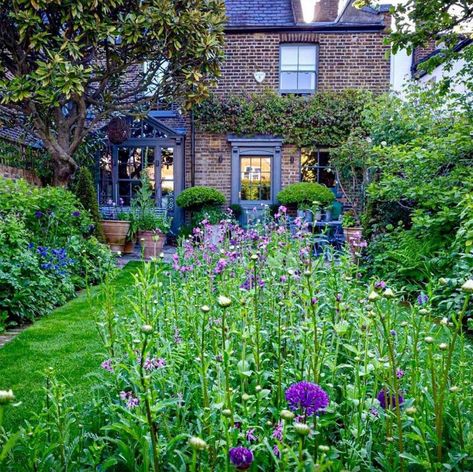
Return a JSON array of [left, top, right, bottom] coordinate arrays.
[[192, 207, 228, 226], [176, 186, 226, 210], [72, 167, 105, 242], [194, 89, 371, 147], [229, 203, 243, 219], [363, 88, 473, 309], [0, 178, 114, 323], [277, 182, 335, 209]]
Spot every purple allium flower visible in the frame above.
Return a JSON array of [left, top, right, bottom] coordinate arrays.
[[396, 368, 405, 379], [375, 281, 387, 290], [72, 210, 81, 217], [285, 381, 329, 417], [246, 429, 257, 442], [273, 444, 281, 458], [34, 210, 43, 218], [417, 293, 429, 305], [272, 421, 283, 441], [120, 391, 139, 409], [229, 447, 254, 470], [101, 359, 113, 372], [377, 388, 404, 410]]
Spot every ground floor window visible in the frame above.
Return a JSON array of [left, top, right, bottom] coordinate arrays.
[[300, 148, 335, 188], [240, 156, 272, 201], [229, 137, 282, 208]]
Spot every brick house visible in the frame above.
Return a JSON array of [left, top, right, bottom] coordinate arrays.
[[1, 0, 392, 230], [97, 0, 391, 230]]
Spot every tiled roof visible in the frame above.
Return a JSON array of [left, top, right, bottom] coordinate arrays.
[[225, 0, 295, 27]]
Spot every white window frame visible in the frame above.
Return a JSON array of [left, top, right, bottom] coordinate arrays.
[[279, 44, 318, 95]]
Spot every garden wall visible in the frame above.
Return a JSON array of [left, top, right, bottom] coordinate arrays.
[[0, 164, 41, 186]]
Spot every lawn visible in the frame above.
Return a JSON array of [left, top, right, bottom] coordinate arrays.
[[0, 263, 139, 430]]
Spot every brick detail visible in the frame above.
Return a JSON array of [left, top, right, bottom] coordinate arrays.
[[214, 31, 390, 94], [0, 165, 41, 185]]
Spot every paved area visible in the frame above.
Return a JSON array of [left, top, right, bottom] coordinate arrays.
[[0, 327, 25, 349], [116, 244, 176, 268]]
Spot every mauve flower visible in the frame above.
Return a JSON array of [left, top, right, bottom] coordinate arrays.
[[285, 381, 329, 417], [272, 421, 283, 441], [246, 428, 257, 442], [417, 293, 429, 305], [375, 281, 387, 290], [120, 391, 139, 409], [101, 359, 113, 372], [71, 210, 81, 217], [311, 297, 318, 305], [396, 368, 405, 379], [229, 447, 254, 470], [370, 407, 379, 417], [34, 210, 43, 218], [273, 444, 281, 458], [280, 275, 287, 283], [377, 388, 404, 409], [143, 357, 166, 371]]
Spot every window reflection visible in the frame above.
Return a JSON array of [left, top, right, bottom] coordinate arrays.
[[240, 156, 271, 201], [301, 149, 335, 188]]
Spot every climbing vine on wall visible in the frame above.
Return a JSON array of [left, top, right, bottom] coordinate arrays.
[[194, 89, 372, 147]]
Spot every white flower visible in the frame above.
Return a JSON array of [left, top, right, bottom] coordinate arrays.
[[0, 389, 14, 405], [383, 288, 395, 298], [368, 291, 380, 302], [217, 295, 232, 308], [461, 279, 473, 293]]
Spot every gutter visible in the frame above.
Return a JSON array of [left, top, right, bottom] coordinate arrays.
[[224, 23, 385, 34]]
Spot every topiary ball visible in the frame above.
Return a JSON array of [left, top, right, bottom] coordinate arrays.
[[277, 182, 335, 208], [176, 186, 226, 210]]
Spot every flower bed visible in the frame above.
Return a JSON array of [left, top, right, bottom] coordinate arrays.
[[2, 214, 473, 470]]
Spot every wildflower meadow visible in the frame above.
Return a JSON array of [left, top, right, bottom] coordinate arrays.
[[2, 212, 472, 471]]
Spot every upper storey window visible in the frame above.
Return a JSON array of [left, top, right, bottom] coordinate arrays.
[[280, 44, 318, 94]]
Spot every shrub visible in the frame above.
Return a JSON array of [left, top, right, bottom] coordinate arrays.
[[277, 182, 334, 209], [176, 186, 225, 210], [72, 167, 105, 242], [0, 178, 114, 324], [192, 207, 228, 226]]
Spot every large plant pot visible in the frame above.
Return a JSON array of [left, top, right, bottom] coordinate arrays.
[[138, 230, 165, 259], [102, 220, 130, 253], [123, 239, 135, 255]]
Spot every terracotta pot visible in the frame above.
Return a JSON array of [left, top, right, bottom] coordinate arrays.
[[138, 230, 165, 259], [123, 239, 135, 254], [101, 220, 130, 252]]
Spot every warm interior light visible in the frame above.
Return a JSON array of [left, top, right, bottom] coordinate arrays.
[[301, 0, 316, 23]]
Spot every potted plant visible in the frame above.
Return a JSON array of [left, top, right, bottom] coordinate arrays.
[[131, 174, 171, 259], [277, 182, 335, 222], [176, 186, 227, 241], [101, 209, 130, 253]]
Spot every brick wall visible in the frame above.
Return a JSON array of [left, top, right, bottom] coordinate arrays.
[[214, 30, 390, 95], [0, 165, 41, 185], [187, 133, 300, 204]]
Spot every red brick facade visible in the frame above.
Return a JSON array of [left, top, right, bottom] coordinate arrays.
[[187, 23, 390, 207]]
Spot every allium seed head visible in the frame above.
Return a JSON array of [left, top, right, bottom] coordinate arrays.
[[294, 422, 311, 436], [461, 279, 473, 293], [189, 437, 208, 450], [217, 295, 232, 308]]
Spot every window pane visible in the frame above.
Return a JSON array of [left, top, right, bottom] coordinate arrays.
[[298, 46, 316, 68], [240, 156, 271, 201], [297, 72, 316, 91], [281, 46, 298, 69], [319, 167, 335, 188], [280, 72, 298, 91]]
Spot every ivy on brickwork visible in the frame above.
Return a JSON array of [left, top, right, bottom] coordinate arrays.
[[194, 89, 372, 147], [0, 138, 50, 179]]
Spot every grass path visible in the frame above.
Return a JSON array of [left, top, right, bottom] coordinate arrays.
[[0, 263, 138, 431]]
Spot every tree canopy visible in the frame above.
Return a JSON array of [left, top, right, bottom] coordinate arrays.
[[0, 0, 225, 184]]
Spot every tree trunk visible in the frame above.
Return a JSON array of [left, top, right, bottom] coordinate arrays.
[[50, 150, 78, 186]]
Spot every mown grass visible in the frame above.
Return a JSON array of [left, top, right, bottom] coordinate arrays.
[[0, 263, 139, 430]]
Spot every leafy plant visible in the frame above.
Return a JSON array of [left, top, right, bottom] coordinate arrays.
[[195, 89, 371, 148], [277, 182, 334, 209], [192, 207, 228, 226], [176, 186, 226, 210], [72, 166, 105, 242]]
